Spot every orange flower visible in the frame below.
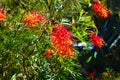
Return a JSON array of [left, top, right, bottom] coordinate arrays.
[[92, 2, 110, 18], [23, 14, 38, 28], [0, 8, 7, 22], [44, 49, 54, 58], [90, 32, 105, 48], [23, 11, 46, 28]]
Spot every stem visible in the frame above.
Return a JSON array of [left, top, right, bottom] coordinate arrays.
[[1, 54, 4, 79], [23, 56, 28, 80]]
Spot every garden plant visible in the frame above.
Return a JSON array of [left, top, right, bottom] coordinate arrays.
[[0, 0, 120, 80]]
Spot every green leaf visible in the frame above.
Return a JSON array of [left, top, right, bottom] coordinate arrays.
[[86, 56, 92, 63], [11, 74, 16, 80]]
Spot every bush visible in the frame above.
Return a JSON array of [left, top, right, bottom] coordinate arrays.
[[0, 0, 120, 80]]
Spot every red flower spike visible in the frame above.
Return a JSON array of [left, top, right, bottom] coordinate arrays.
[[51, 24, 75, 58], [32, 11, 46, 22], [23, 11, 46, 28], [44, 49, 54, 58], [89, 72, 98, 80], [0, 8, 7, 22], [92, 2, 110, 18], [90, 32, 105, 48]]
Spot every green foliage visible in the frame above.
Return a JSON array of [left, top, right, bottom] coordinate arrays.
[[0, 0, 93, 79], [1, 0, 119, 80]]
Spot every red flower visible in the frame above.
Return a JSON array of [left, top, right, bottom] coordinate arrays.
[[90, 32, 105, 48], [51, 24, 75, 58], [89, 72, 98, 80], [31, 11, 46, 22], [44, 49, 54, 58], [23, 11, 46, 28], [92, 2, 110, 18], [0, 8, 7, 22]]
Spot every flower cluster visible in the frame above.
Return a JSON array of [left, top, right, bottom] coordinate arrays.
[[0, 8, 7, 22], [92, 2, 110, 18], [51, 24, 75, 58], [23, 11, 46, 28], [90, 32, 105, 48]]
